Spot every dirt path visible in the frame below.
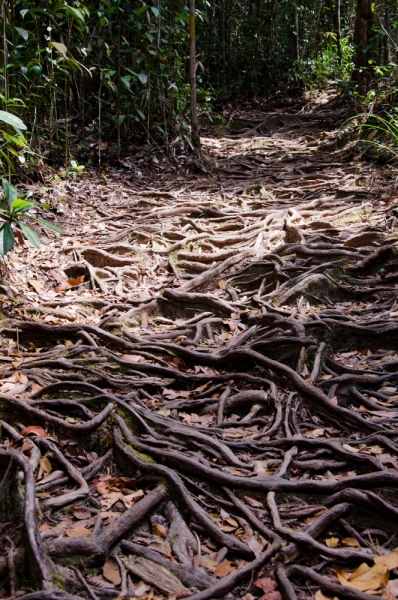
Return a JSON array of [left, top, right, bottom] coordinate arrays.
[[1, 105, 398, 600]]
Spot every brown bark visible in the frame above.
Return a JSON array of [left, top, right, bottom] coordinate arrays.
[[353, 0, 374, 93]]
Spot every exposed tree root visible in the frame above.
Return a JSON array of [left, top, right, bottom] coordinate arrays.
[[0, 104, 398, 599]]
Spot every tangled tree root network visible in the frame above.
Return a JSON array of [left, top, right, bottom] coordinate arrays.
[[0, 104, 398, 600]]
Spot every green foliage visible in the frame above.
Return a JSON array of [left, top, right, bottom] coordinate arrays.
[[0, 180, 62, 257], [300, 35, 354, 92], [0, 100, 30, 176], [0, 0, 397, 162], [350, 112, 398, 161]]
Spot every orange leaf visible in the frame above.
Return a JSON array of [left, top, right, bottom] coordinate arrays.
[[67, 275, 85, 286], [215, 560, 236, 577], [20, 425, 48, 438]]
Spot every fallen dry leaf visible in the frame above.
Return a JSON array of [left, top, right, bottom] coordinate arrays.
[[342, 537, 361, 548], [86, 576, 115, 589], [73, 507, 92, 520], [28, 279, 43, 294], [65, 527, 92, 538], [215, 560, 236, 577], [103, 557, 122, 586], [243, 496, 263, 508], [342, 444, 360, 453], [20, 425, 48, 437], [153, 522, 168, 537], [122, 354, 142, 364], [375, 551, 398, 571], [254, 578, 278, 594]]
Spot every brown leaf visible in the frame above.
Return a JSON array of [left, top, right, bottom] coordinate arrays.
[[28, 279, 43, 294], [243, 496, 263, 508], [65, 527, 92, 538], [39, 457, 52, 474], [215, 560, 236, 577], [39, 524, 54, 533], [39, 470, 65, 485], [153, 522, 168, 537], [20, 425, 48, 438], [86, 576, 115, 589], [15, 229, 25, 245], [325, 537, 339, 548], [54, 281, 73, 292], [254, 578, 278, 594], [304, 428, 325, 438], [73, 507, 92, 520], [103, 558, 122, 586], [49, 270, 66, 283]]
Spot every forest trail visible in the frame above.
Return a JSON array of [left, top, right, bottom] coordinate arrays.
[[1, 103, 398, 600]]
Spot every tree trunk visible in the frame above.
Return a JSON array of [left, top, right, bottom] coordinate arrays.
[[336, 0, 342, 65], [353, 0, 373, 93], [189, 0, 200, 151]]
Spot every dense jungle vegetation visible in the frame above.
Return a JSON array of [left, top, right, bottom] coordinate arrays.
[[1, 0, 398, 173]]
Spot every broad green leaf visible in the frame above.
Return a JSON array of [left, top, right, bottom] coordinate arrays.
[[0, 110, 27, 131], [2, 179, 18, 210], [136, 5, 149, 15], [51, 42, 68, 57], [151, 6, 160, 17], [15, 27, 29, 41], [11, 199, 35, 215], [0, 223, 15, 256], [121, 76, 131, 89], [30, 216, 63, 234], [62, 5, 85, 23], [18, 222, 41, 247]]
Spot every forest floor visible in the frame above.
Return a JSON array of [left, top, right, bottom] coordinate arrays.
[[1, 99, 398, 600]]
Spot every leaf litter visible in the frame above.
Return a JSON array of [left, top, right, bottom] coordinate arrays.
[[0, 101, 397, 599]]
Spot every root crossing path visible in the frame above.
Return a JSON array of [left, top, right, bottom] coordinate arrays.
[[1, 105, 398, 600]]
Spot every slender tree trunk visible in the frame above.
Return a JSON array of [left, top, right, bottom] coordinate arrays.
[[189, 0, 200, 151], [353, 0, 374, 93], [2, 0, 9, 103], [336, 0, 342, 65], [295, 4, 300, 63]]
